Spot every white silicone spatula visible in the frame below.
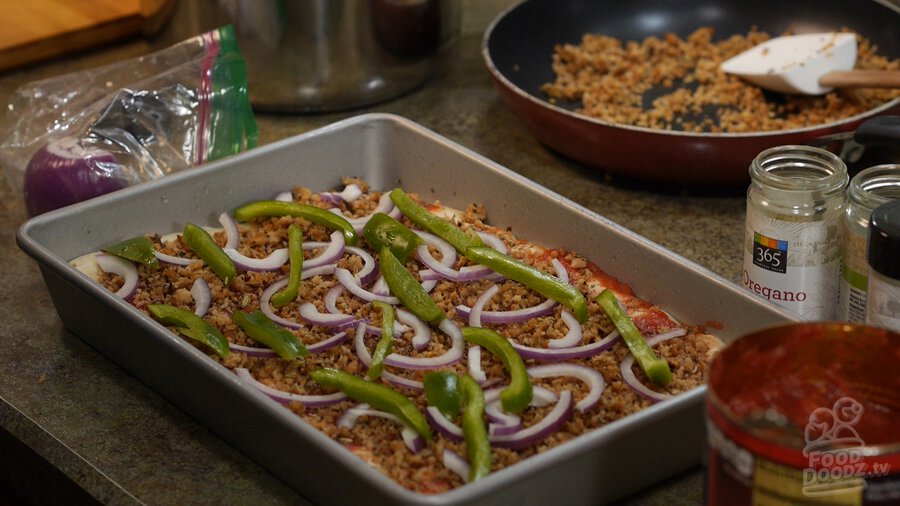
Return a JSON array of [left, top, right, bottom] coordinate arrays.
[[720, 32, 900, 95]]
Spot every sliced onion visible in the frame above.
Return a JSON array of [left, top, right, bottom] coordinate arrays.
[[346, 247, 378, 286], [298, 302, 356, 328], [466, 284, 499, 382], [443, 449, 470, 483], [224, 247, 289, 272], [619, 328, 686, 403], [324, 285, 345, 315], [550, 258, 569, 284], [337, 403, 424, 453], [527, 363, 606, 412], [303, 231, 345, 268], [415, 231, 510, 283], [153, 250, 198, 266], [329, 193, 402, 234], [218, 212, 240, 249], [301, 264, 337, 280], [96, 253, 139, 301], [468, 346, 487, 384], [383, 319, 464, 370], [396, 308, 431, 351], [370, 275, 390, 296], [235, 367, 347, 407], [353, 324, 424, 391], [335, 268, 399, 304], [489, 390, 573, 449], [547, 310, 583, 349], [483, 385, 557, 437], [320, 184, 364, 205], [477, 231, 508, 255], [259, 278, 302, 329], [228, 343, 277, 358], [510, 331, 620, 362], [425, 406, 463, 442], [190, 278, 211, 317], [273, 191, 293, 202], [455, 298, 557, 324]]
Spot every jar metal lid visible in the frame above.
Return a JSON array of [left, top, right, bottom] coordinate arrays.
[[869, 200, 900, 279]]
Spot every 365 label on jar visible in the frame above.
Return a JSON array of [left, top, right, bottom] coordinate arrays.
[[752, 233, 787, 274], [742, 208, 842, 320]]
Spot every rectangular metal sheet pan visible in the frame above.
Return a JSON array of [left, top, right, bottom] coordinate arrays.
[[17, 113, 800, 505]]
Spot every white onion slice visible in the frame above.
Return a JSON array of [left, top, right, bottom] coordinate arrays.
[[337, 403, 424, 453], [95, 254, 139, 301], [218, 212, 240, 249], [383, 319, 464, 370], [235, 367, 347, 407], [511, 330, 620, 362], [153, 250, 198, 266], [353, 324, 424, 391], [335, 268, 399, 304], [190, 278, 211, 317], [527, 363, 606, 412], [489, 390, 573, 449], [442, 449, 471, 483], [619, 328, 686, 403], [224, 247, 289, 272], [273, 191, 293, 202], [546, 310, 583, 349]]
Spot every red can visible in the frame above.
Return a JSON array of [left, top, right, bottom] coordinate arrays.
[[706, 323, 900, 505]]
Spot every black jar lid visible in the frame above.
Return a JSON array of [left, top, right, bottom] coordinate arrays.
[[868, 200, 900, 280]]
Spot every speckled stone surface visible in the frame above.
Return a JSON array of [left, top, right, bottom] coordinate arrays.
[[4, 0, 892, 504]]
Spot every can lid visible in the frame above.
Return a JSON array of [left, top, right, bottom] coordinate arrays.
[[868, 200, 900, 279]]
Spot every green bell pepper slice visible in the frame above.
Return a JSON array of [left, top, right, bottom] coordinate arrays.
[[459, 374, 491, 483], [232, 200, 357, 245], [464, 246, 588, 323], [423, 371, 463, 419], [148, 304, 230, 358], [310, 368, 431, 440], [596, 289, 672, 386], [102, 236, 159, 269], [461, 327, 533, 413], [379, 247, 445, 324], [363, 212, 424, 264], [389, 188, 483, 254], [232, 310, 309, 360], [182, 223, 236, 286], [270, 224, 304, 307], [367, 300, 395, 380]]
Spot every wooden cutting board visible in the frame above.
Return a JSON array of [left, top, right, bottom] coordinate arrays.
[[0, 0, 175, 72]]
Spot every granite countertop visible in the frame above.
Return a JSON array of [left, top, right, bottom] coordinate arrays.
[[0, 0, 820, 504]]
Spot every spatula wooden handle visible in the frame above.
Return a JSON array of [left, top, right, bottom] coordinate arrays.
[[819, 70, 900, 89]]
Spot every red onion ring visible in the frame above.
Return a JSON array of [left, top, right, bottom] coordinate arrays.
[[510, 330, 620, 362], [619, 328, 686, 403], [353, 324, 424, 391], [335, 268, 399, 304], [235, 367, 348, 407], [466, 283, 499, 382], [190, 278, 211, 317], [455, 298, 557, 325], [303, 231, 345, 268], [273, 191, 293, 202], [527, 363, 606, 412], [95, 254, 139, 301], [231, 331, 348, 357], [546, 310, 583, 349], [259, 278, 302, 329], [484, 385, 558, 436], [337, 403, 424, 453], [228, 343, 277, 358], [442, 449, 470, 483], [346, 247, 378, 286], [329, 193, 402, 234], [218, 213, 240, 250], [370, 275, 390, 296], [382, 319, 464, 370], [298, 302, 356, 328], [224, 247, 289, 272], [425, 407, 463, 442], [396, 308, 431, 351], [489, 390, 573, 449], [320, 184, 363, 205]]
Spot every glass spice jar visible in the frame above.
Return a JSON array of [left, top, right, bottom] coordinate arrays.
[[840, 165, 900, 323], [742, 145, 849, 320], [866, 200, 900, 332]]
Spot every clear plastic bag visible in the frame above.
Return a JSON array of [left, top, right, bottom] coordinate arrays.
[[1, 25, 258, 216]]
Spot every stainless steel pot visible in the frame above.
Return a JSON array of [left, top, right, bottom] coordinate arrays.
[[218, 0, 461, 112]]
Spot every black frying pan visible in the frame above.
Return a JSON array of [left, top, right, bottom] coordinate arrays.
[[483, 0, 900, 187]]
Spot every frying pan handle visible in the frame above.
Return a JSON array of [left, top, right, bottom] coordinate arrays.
[[854, 116, 900, 148]]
